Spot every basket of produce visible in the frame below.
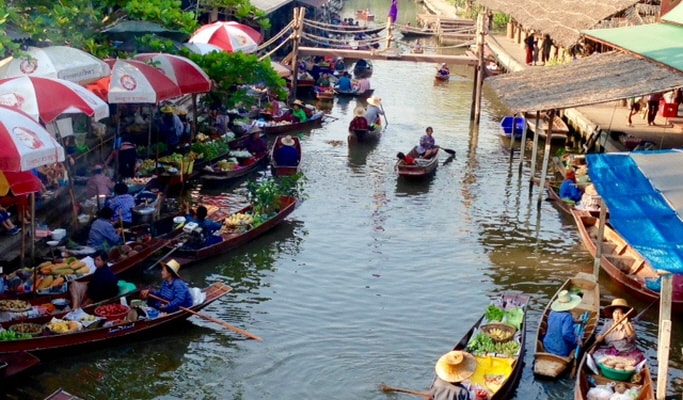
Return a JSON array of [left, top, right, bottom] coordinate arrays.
[[94, 304, 130, 321], [597, 356, 636, 381], [47, 319, 82, 334], [9, 323, 44, 337], [480, 323, 516, 343], [0, 300, 32, 312]]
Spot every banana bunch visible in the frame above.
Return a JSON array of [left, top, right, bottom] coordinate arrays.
[[486, 327, 511, 341], [224, 213, 253, 227]]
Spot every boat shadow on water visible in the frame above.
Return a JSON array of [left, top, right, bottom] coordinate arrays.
[[394, 173, 435, 196]]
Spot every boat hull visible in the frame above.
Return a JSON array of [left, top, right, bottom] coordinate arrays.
[[396, 148, 438, 179], [270, 136, 302, 177], [574, 347, 655, 400], [262, 118, 323, 135], [200, 153, 268, 186]]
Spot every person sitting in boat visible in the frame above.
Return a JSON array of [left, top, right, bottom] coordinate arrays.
[[335, 71, 355, 93], [185, 204, 223, 247], [141, 259, 193, 313], [417, 127, 441, 159], [107, 183, 135, 227], [334, 57, 346, 74], [559, 170, 583, 203], [355, 77, 371, 95], [244, 128, 268, 158], [396, 152, 416, 165], [349, 107, 369, 134], [291, 100, 308, 123], [86, 164, 114, 198], [438, 63, 450, 77], [273, 135, 300, 167], [363, 96, 384, 131], [595, 298, 644, 363], [69, 250, 118, 309], [316, 72, 332, 88], [87, 207, 123, 251], [542, 290, 582, 357], [429, 350, 478, 400]]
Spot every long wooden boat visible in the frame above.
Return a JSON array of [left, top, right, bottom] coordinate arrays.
[[571, 209, 683, 312], [199, 152, 269, 186], [533, 272, 600, 378], [0, 351, 41, 379], [44, 388, 84, 400], [261, 117, 323, 135], [162, 196, 298, 265], [348, 128, 381, 145], [524, 112, 569, 143], [400, 26, 437, 38], [315, 87, 335, 100], [334, 88, 374, 98], [434, 73, 450, 82], [574, 345, 654, 400], [270, 136, 302, 177], [0, 282, 230, 354], [396, 147, 439, 179], [430, 292, 529, 400]]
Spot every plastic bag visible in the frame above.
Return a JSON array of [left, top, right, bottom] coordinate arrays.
[[587, 385, 614, 400]]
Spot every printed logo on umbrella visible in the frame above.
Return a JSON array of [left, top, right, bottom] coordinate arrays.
[[19, 58, 38, 74], [13, 126, 44, 150], [120, 74, 138, 91], [235, 33, 248, 46], [0, 93, 25, 109]]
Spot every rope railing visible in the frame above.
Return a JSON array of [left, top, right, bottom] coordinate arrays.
[[303, 19, 387, 34], [302, 31, 384, 47], [258, 32, 295, 61], [257, 20, 295, 51]]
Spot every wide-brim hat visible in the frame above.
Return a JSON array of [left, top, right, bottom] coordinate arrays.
[[354, 107, 366, 117], [367, 96, 382, 106], [293, 99, 304, 107], [161, 259, 182, 278], [281, 135, 296, 146], [551, 290, 582, 312], [603, 298, 635, 317], [435, 351, 477, 383], [160, 105, 174, 113]]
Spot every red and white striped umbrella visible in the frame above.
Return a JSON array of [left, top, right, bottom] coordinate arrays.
[[0, 76, 109, 123], [0, 106, 65, 172], [189, 21, 263, 53], [106, 59, 182, 104], [133, 53, 211, 95], [0, 46, 110, 85]]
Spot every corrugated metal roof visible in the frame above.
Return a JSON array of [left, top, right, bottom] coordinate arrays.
[[584, 23, 683, 72], [296, 0, 326, 8], [662, 1, 683, 25], [486, 51, 683, 112], [251, 0, 292, 14]]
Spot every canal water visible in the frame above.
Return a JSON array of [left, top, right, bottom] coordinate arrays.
[[8, 5, 683, 400]]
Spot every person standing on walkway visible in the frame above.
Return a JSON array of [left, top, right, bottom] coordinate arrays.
[[524, 32, 535, 66], [541, 34, 553, 64], [647, 92, 663, 126]]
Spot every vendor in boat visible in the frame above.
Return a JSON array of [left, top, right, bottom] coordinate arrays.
[[208, 107, 230, 135], [158, 105, 182, 154], [108, 183, 135, 227], [363, 96, 383, 131], [141, 259, 193, 313], [88, 207, 123, 251], [316, 72, 332, 88], [542, 290, 582, 357], [429, 350, 478, 400], [334, 57, 346, 74], [86, 164, 114, 198], [244, 128, 268, 158], [355, 77, 371, 95], [417, 127, 441, 159], [105, 134, 137, 179], [437, 63, 450, 77], [69, 250, 118, 309], [335, 71, 355, 93], [291, 100, 308, 123], [595, 298, 644, 362], [185, 204, 223, 247], [274, 136, 300, 167], [348, 107, 369, 133], [559, 170, 583, 203]]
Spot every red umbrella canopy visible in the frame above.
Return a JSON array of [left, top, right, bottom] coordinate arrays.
[[0, 170, 42, 196], [189, 21, 263, 53], [106, 59, 182, 104], [0, 76, 110, 123], [0, 105, 65, 172], [133, 53, 211, 95]]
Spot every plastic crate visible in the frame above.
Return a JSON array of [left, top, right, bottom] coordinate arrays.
[[660, 103, 679, 118], [499, 116, 526, 138]]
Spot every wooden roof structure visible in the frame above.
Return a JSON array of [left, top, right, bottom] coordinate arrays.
[[486, 51, 683, 113], [476, 0, 644, 48]]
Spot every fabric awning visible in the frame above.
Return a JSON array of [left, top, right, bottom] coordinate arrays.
[[485, 51, 683, 113], [0, 171, 42, 196]]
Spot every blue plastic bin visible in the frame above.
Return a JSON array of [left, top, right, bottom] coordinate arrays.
[[499, 116, 526, 138]]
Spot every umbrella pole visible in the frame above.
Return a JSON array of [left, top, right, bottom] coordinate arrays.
[[114, 107, 121, 181], [148, 106, 153, 158], [191, 94, 198, 142], [30, 192, 35, 267], [20, 204, 26, 267]]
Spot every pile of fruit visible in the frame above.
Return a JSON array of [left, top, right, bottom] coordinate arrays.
[[94, 304, 130, 321], [0, 329, 32, 340], [36, 258, 91, 290], [223, 213, 254, 229], [0, 299, 31, 312], [47, 319, 81, 334], [467, 332, 521, 356], [124, 177, 152, 186], [481, 324, 515, 342], [216, 159, 239, 171]]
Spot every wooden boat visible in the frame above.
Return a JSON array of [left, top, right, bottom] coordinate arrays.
[[271, 136, 302, 177], [261, 117, 324, 135], [348, 128, 380, 145], [430, 292, 529, 400], [400, 26, 437, 38], [44, 388, 84, 400], [574, 346, 654, 400], [162, 196, 298, 265], [334, 88, 374, 98], [396, 148, 439, 179], [355, 9, 375, 22], [0, 282, 230, 354], [571, 208, 683, 312], [533, 272, 600, 378], [0, 351, 40, 379], [199, 152, 268, 186], [434, 73, 450, 81], [524, 112, 569, 143], [315, 87, 335, 100]]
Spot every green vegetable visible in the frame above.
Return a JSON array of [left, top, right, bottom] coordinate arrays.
[[503, 307, 524, 330], [485, 305, 505, 322]]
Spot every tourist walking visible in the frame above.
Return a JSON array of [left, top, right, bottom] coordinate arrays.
[[647, 92, 663, 126], [524, 32, 535, 66]]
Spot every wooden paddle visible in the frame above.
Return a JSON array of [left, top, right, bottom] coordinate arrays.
[[148, 293, 263, 341], [144, 239, 186, 272], [118, 210, 126, 242], [439, 147, 456, 156], [379, 103, 389, 127], [379, 384, 430, 398]]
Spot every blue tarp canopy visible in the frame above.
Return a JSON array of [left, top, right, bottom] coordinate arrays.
[[587, 150, 683, 274]]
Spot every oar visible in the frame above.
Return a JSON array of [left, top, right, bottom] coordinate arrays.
[[593, 306, 637, 347], [439, 147, 456, 156], [379, 103, 389, 127], [118, 210, 126, 242], [569, 311, 590, 378], [379, 384, 429, 398], [144, 238, 186, 272], [148, 293, 263, 341]]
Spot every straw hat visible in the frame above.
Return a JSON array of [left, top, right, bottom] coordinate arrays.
[[93, 164, 104, 171], [293, 99, 304, 107], [160, 105, 174, 113], [603, 298, 634, 317], [367, 96, 382, 106], [550, 290, 582, 312], [281, 135, 296, 146], [354, 107, 366, 117], [434, 351, 477, 383], [161, 259, 182, 278]]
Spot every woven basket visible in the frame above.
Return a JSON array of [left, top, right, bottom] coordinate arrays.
[[481, 323, 516, 343]]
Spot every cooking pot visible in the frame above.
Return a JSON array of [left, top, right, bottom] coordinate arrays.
[[51, 228, 67, 241], [133, 207, 156, 224]]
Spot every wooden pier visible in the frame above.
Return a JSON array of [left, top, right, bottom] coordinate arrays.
[[416, 14, 475, 44]]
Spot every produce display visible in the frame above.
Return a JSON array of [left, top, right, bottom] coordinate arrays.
[[228, 150, 252, 159], [47, 319, 82, 334], [223, 213, 254, 227], [190, 140, 230, 161], [36, 258, 91, 290], [95, 304, 130, 321], [0, 328, 32, 340], [9, 322, 43, 336], [598, 355, 636, 371], [0, 299, 31, 312], [467, 332, 521, 356], [124, 177, 152, 186]]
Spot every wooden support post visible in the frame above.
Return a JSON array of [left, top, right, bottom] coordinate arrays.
[[509, 112, 517, 161], [518, 112, 530, 174], [190, 94, 198, 142], [657, 272, 672, 400], [289, 8, 305, 104], [537, 110, 555, 207], [593, 199, 607, 279], [385, 17, 393, 49], [528, 111, 541, 196], [473, 13, 485, 124]]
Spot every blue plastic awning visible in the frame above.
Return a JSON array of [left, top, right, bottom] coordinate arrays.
[[587, 150, 683, 274]]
